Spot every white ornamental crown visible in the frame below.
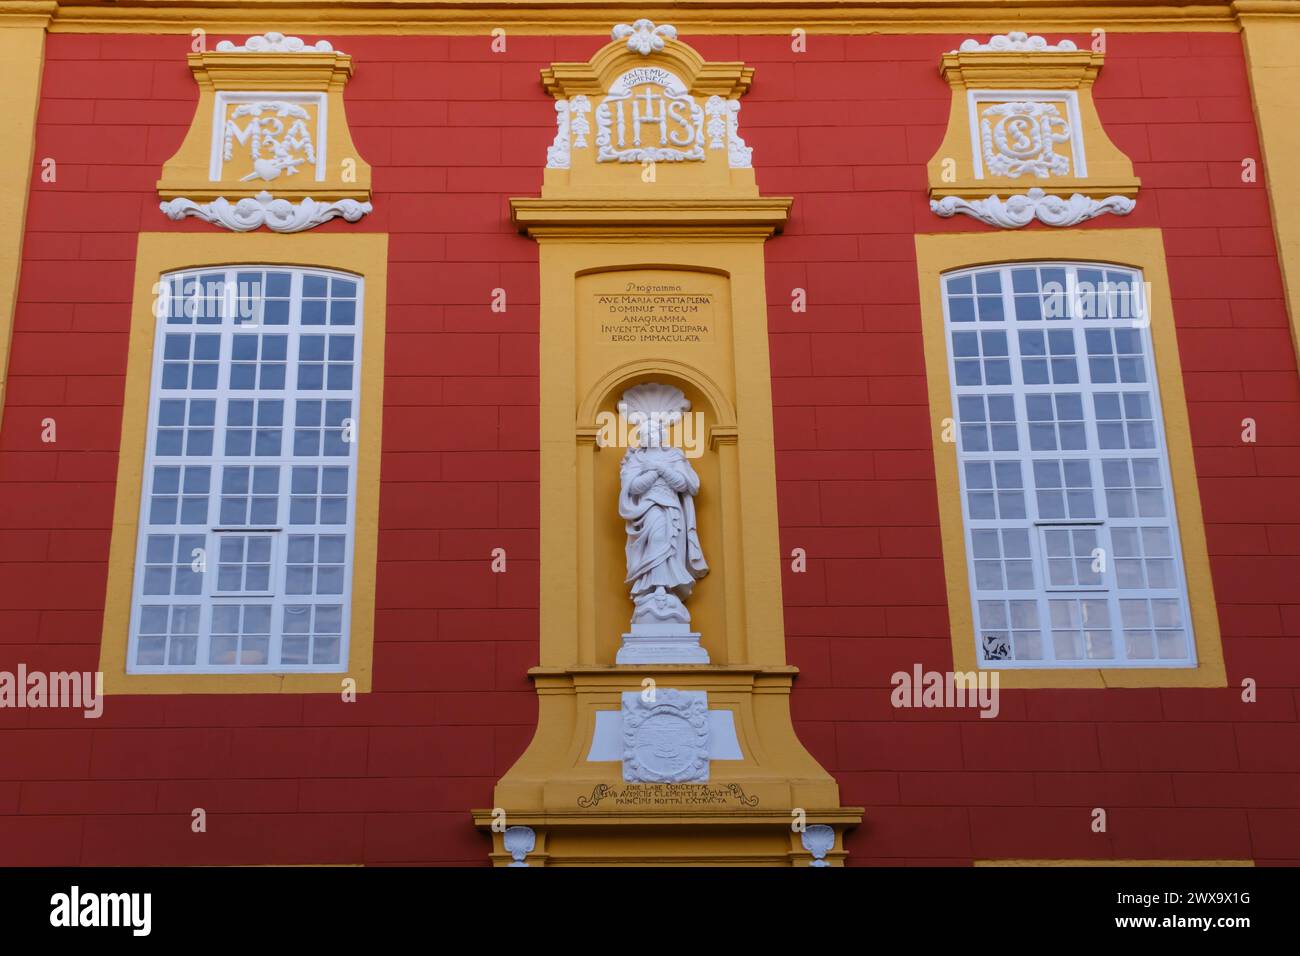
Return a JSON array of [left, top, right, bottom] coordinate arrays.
[[612, 19, 678, 56], [951, 31, 1079, 54], [215, 32, 337, 54]]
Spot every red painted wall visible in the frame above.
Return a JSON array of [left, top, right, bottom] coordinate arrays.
[[0, 30, 1296, 865]]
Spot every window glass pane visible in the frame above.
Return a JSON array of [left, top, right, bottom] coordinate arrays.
[[130, 267, 362, 673], [943, 263, 1192, 668]]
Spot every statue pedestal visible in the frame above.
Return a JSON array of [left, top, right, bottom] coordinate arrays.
[[617, 624, 710, 664]]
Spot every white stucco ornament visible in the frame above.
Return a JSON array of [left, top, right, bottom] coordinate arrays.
[[615, 383, 710, 664], [503, 826, 536, 866], [160, 191, 372, 232], [951, 32, 1079, 54], [706, 96, 753, 169], [545, 96, 591, 169], [802, 825, 835, 866], [215, 32, 336, 54], [613, 18, 678, 55], [980, 101, 1072, 179], [622, 689, 710, 783], [930, 188, 1135, 228]]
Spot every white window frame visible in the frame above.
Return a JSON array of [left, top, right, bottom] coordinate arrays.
[[127, 266, 363, 674], [942, 261, 1197, 669]]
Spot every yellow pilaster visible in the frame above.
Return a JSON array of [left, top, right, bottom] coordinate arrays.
[[1237, 1, 1300, 359], [0, 2, 54, 431]]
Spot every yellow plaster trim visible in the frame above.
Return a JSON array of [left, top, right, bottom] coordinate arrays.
[[0, 12, 51, 434], [1238, 12, 1300, 365], [976, 858, 1254, 866], [99, 231, 387, 695], [31, 3, 1251, 36], [915, 228, 1227, 689]]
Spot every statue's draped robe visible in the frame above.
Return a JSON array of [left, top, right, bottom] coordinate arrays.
[[619, 447, 708, 599]]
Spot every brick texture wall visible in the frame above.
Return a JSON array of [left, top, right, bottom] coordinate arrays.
[[0, 30, 1296, 865]]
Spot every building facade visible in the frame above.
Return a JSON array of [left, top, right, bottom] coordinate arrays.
[[1, 0, 1299, 865]]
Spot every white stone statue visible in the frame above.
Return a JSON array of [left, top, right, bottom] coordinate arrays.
[[616, 383, 710, 663]]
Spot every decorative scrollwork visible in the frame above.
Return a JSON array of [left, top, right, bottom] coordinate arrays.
[[160, 191, 372, 233], [981, 102, 1072, 179], [725, 784, 760, 807], [931, 188, 1135, 229], [577, 783, 616, 808]]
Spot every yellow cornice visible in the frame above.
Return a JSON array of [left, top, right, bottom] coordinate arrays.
[[542, 46, 752, 100], [0, 2, 56, 29], [8, 2, 1286, 36], [510, 197, 792, 236], [187, 49, 354, 91]]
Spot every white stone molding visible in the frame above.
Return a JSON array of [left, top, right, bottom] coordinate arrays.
[[547, 95, 593, 169], [503, 826, 536, 867], [706, 96, 727, 150], [980, 100, 1072, 178], [612, 18, 678, 56], [724, 99, 753, 169], [546, 100, 573, 170], [802, 825, 835, 866], [705, 95, 753, 169], [951, 32, 1079, 54], [160, 191, 373, 233], [570, 95, 592, 149], [930, 188, 1135, 228], [622, 689, 710, 783], [215, 32, 336, 54]]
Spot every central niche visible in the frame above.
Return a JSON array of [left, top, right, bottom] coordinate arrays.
[[577, 268, 735, 666]]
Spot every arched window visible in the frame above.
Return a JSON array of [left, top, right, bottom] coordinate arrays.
[[942, 262, 1194, 668], [129, 266, 363, 672]]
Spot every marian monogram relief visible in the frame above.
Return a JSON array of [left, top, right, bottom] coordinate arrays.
[[978, 100, 1075, 179], [213, 95, 324, 184]]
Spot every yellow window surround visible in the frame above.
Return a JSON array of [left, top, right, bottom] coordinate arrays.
[[99, 232, 387, 694], [915, 228, 1226, 690]]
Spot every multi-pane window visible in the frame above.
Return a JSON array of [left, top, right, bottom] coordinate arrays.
[[942, 263, 1195, 668], [129, 267, 362, 672]]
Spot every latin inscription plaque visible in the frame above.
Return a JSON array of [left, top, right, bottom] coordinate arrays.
[[595, 281, 714, 344]]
